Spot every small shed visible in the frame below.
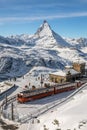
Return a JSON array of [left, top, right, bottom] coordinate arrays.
[[49, 68, 80, 83]]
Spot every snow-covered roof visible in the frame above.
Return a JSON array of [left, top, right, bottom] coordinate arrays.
[[73, 60, 85, 64], [50, 68, 80, 77], [65, 65, 73, 69], [50, 70, 66, 76]]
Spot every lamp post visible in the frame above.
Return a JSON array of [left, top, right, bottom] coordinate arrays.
[[11, 103, 14, 120], [40, 74, 43, 88]]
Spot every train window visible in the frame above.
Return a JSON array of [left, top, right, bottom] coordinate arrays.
[[17, 94, 19, 98], [17, 94, 23, 98]]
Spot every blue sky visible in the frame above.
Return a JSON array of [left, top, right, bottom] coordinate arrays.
[[0, 0, 87, 38]]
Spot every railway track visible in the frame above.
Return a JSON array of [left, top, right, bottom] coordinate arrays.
[[0, 95, 17, 113], [1, 80, 87, 123], [0, 85, 18, 102], [18, 83, 87, 123], [0, 85, 18, 111]]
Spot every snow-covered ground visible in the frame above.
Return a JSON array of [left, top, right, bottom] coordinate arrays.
[[0, 81, 13, 93], [18, 83, 87, 130], [0, 71, 87, 130]]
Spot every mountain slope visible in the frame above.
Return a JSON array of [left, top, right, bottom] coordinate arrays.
[[33, 20, 70, 48], [0, 21, 87, 79], [64, 37, 87, 49]]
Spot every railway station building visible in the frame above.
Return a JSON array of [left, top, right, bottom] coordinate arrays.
[[49, 61, 86, 83]]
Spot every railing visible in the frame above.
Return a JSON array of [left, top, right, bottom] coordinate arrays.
[[0, 84, 18, 101]]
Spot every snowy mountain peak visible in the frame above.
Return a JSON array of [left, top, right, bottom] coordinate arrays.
[[35, 20, 53, 37], [43, 20, 48, 23], [43, 20, 51, 28], [34, 20, 71, 48]]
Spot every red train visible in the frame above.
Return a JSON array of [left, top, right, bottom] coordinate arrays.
[[17, 81, 84, 103]]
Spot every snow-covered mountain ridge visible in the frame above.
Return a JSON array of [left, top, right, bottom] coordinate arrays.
[[64, 37, 87, 48], [0, 20, 87, 79]]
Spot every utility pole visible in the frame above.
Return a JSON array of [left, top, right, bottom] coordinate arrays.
[[0, 106, 1, 118], [11, 103, 14, 120], [40, 74, 43, 88], [5, 94, 7, 107]]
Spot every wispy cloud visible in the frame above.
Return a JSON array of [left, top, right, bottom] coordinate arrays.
[[34, 3, 68, 8], [78, 0, 87, 2], [0, 3, 68, 10], [0, 12, 87, 23]]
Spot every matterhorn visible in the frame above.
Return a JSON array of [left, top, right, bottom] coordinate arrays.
[[33, 20, 70, 48]]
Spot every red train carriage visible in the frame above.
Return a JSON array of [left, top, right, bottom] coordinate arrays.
[[17, 81, 85, 103]]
